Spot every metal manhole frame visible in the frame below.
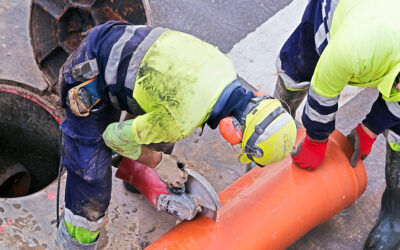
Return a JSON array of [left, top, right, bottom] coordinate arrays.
[[29, 0, 150, 88]]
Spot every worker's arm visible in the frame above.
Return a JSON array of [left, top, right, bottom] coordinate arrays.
[[117, 112, 163, 167], [103, 107, 188, 187], [302, 35, 353, 141], [102, 119, 145, 163], [294, 25, 400, 169], [304, 24, 398, 140], [292, 31, 354, 170]]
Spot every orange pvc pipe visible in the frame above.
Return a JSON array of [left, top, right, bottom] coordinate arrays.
[[146, 129, 367, 250]]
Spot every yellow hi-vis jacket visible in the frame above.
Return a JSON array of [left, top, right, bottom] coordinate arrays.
[[103, 30, 236, 160], [313, 0, 400, 101]]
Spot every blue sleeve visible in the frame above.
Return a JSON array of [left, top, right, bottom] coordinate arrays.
[[302, 86, 339, 140], [363, 94, 400, 134]]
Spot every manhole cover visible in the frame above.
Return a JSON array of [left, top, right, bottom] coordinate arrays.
[[30, 0, 147, 86]]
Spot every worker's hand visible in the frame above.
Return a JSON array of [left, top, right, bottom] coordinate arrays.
[[347, 123, 376, 167], [154, 153, 188, 189], [291, 136, 328, 170]]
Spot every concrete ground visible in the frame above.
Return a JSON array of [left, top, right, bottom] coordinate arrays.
[[0, 0, 388, 249]]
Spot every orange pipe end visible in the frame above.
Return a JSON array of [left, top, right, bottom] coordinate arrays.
[[146, 129, 367, 250]]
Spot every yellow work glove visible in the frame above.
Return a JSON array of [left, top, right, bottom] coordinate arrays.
[[154, 153, 188, 189]]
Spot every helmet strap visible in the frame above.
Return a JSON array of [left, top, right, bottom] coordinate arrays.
[[240, 95, 274, 127], [244, 106, 285, 163]]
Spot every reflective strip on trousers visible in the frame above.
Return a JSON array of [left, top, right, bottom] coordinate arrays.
[[56, 213, 98, 250], [64, 207, 105, 232], [276, 56, 310, 90]]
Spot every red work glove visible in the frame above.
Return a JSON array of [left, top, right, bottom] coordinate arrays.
[[347, 123, 376, 167], [291, 136, 328, 170]]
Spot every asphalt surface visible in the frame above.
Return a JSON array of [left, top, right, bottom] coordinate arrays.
[[147, 0, 293, 53], [0, 0, 389, 249]]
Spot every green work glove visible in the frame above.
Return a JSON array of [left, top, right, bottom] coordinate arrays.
[[154, 153, 188, 189]]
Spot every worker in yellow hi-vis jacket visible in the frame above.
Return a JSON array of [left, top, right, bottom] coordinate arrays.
[[274, 0, 400, 249], [56, 20, 296, 249]]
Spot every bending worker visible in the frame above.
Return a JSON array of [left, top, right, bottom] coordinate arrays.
[[56, 21, 296, 249], [274, 0, 400, 249]]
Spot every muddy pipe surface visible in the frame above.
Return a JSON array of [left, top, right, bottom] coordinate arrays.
[[146, 129, 367, 250]]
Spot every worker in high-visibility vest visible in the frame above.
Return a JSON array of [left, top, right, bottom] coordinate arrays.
[[274, 0, 400, 249], [56, 21, 296, 249]]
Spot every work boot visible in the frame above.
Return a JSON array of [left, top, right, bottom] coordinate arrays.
[[273, 75, 308, 118], [364, 144, 400, 250]]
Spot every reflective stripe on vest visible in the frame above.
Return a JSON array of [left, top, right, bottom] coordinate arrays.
[[105, 27, 167, 111]]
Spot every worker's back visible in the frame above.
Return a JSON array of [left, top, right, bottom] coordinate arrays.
[[62, 21, 237, 144], [311, 0, 400, 101], [133, 29, 237, 138]]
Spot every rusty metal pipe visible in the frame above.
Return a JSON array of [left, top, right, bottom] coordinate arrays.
[[146, 129, 368, 250], [0, 163, 31, 198]]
